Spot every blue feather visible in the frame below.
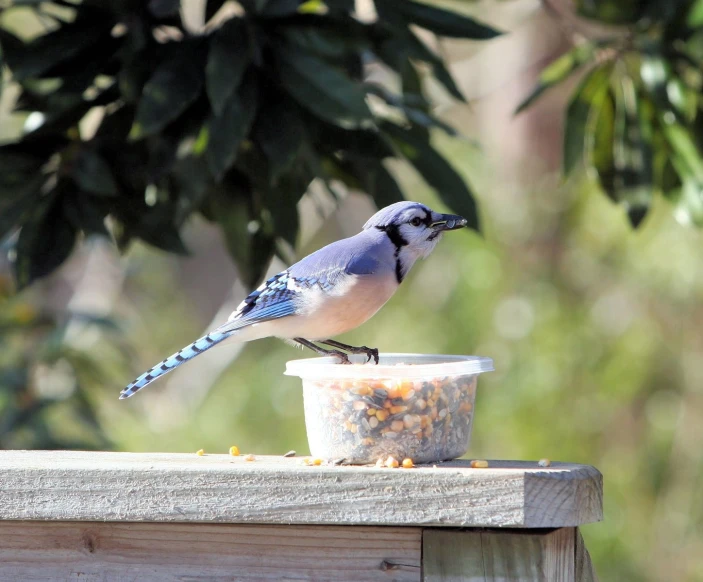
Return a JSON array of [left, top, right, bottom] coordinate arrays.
[[119, 329, 231, 399]]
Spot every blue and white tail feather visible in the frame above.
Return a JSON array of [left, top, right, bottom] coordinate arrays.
[[119, 329, 232, 399]]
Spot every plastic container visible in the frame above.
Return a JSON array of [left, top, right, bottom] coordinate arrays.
[[285, 353, 494, 464]]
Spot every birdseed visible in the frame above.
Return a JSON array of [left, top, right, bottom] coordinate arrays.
[[303, 373, 478, 464]]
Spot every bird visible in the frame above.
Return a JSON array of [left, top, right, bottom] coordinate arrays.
[[120, 201, 468, 399]]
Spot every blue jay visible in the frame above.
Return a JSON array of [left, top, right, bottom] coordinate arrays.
[[120, 201, 467, 399]]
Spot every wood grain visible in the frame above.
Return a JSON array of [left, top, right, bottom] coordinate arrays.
[[575, 528, 600, 582], [0, 522, 421, 581], [423, 528, 576, 582], [0, 451, 602, 528]]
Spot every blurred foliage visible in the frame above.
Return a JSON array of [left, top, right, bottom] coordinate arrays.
[[0, 0, 497, 289], [0, 271, 121, 449], [518, 0, 703, 228]]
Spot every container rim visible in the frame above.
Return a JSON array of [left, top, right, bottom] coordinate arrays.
[[284, 353, 494, 379]]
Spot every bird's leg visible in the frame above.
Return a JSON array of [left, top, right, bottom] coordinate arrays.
[[320, 339, 379, 365], [293, 338, 351, 364]]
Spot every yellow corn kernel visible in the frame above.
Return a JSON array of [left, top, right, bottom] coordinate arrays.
[[390, 405, 408, 415], [401, 458, 415, 469], [538, 458, 551, 467], [470, 460, 489, 468], [229, 445, 240, 456], [385, 456, 399, 469], [375, 409, 389, 422], [367, 408, 377, 416], [375, 458, 385, 468], [244, 454, 256, 462], [196, 449, 205, 456], [311, 458, 324, 466]]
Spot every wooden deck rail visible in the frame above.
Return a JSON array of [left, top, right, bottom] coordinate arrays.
[[0, 451, 602, 581]]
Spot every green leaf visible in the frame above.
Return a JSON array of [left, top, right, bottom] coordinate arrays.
[[71, 150, 119, 196], [688, 0, 703, 27], [376, 0, 500, 39], [132, 212, 189, 254], [357, 161, 405, 208], [366, 84, 457, 136], [609, 77, 653, 227], [381, 121, 479, 231], [207, 181, 275, 288], [663, 122, 703, 184], [0, 10, 112, 82], [130, 47, 205, 139], [13, 196, 78, 288], [574, 0, 645, 25], [277, 47, 372, 128], [587, 86, 615, 195], [253, 96, 305, 183], [0, 149, 47, 240], [62, 191, 110, 236], [563, 64, 612, 175], [516, 43, 596, 114], [261, 178, 304, 248], [206, 18, 250, 116], [282, 23, 370, 58], [404, 32, 465, 101], [311, 122, 395, 158], [206, 73, 259, 180]]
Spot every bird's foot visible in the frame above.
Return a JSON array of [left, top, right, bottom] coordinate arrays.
[[350, 345, 379, 364], [320, 340, 380, 364], [329, 350, 352, 365]]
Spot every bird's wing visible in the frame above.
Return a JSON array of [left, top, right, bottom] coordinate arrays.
[[223, 270, 303, 330]]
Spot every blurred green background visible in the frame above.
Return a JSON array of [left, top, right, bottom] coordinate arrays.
[[3, 1, 703, 581]]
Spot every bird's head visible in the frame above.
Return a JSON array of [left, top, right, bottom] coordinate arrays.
[[364, 201, 468, 260], [363, 201, 467, 282]]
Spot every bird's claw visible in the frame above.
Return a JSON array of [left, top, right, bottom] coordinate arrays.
[[361, 347, 379, 365], [331, 350, 352, 365]]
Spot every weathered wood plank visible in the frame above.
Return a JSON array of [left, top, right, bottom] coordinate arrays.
[[0, 522, 421, 582], [575, 528, 600, 582], [422, 528, 576, 581], [0, 451, 602, 528]]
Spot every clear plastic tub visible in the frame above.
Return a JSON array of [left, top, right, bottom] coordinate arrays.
[[285, 353, 494, 464]]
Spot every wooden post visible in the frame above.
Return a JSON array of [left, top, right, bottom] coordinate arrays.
[[0, 451, 602, 581]]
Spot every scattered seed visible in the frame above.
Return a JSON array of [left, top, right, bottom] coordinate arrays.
[[538, 458, 551, 467], [196, 449, 205, 456], [375, 458, 385, 468], [401, 458, 415, 469], [243, 454, 255, 462], [385, 456, 399, 469], [470, 460, 489, 468], [229, 446, 240, 456], [283, 450, 296, 458]]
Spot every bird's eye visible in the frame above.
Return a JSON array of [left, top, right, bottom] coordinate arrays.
[[410, 217, 423, 227]]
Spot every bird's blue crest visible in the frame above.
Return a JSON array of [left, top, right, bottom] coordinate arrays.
[[363, 201, 430, 230]]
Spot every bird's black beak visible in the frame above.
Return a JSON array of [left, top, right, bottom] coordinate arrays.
[[431, 214, 468, 232]]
